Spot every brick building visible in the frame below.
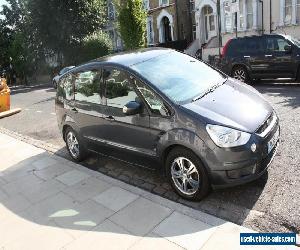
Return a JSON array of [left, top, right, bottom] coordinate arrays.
[[144, 0, 194, 47]]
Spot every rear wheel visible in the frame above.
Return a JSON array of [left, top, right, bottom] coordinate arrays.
[[166, 147, 210, 201], [232, 66, 249, 83], [65, 127, 87, 162]]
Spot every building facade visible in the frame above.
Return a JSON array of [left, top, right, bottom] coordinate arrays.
[[144, 0, 194, 47], [105, 0, 123, 52], [193, 0, 300, 59]]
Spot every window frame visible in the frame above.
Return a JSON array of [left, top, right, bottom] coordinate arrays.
[[103, 65, 173, 118], [73, 66, 103, 105], [159, 0, 169, 7]]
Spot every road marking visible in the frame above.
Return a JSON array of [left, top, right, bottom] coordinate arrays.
[[36, 111, 42, 113]]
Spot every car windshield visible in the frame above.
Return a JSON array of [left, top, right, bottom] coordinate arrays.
[[285, 35, 300, 47], [131, 52, 226, 104]]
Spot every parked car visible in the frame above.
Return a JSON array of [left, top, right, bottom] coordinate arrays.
[[219, 34, 300, 82], [56, 48, 280, 201], [52, 66, 75, 88]]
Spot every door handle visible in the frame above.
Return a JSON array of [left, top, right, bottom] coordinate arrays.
[[265, 55, 273, 57], [105, 115, 115, 121]]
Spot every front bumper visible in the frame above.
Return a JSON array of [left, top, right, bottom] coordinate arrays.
[[209, 122, 280, 189]]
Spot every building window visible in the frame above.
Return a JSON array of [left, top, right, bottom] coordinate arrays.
[[284, 0, 293, 24], [190, 0, 195, 12], [143, 0, 149, 10], [147, 17, 154, 45], [297, 0, 300, 23], [239, 0, 245, 29], [224, 1, 232, 32], [108, 2, 115, 21], [192, 24, 196, 40], [246, 0, 253, 29], [159, 0, 169, 7]]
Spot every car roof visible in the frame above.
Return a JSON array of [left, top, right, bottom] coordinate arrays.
[[230, 33, 284, 41], [83, 47, 173, 68]]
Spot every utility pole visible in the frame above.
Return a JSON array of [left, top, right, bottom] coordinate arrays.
[[217, 0, 222, 57], [270, 0, 272, 33], [259, 0, 264, 34]]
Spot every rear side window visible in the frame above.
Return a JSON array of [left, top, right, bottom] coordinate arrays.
[[230, 38, 264, 55], [58, 74, 74, 101], [74, 70, 101, 104]]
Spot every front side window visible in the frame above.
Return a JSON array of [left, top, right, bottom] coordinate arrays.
[[58, 74, 74, 101], [134, 79, 171, 116], [266, 37, 290, 52], [131, 51, 226, 104], [246, 0, 253, 29], [75, 70, 101, 104], [104, 68, 138, 109]]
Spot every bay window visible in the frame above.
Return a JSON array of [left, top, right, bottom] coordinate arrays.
[[246, 0, 253, 29]]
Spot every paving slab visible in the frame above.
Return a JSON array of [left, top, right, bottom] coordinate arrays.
[[55, 169, 90, 186], [110, 197, 172, 236], [93, 186, 139, 212]]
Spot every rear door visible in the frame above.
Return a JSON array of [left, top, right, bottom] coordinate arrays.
[[242, 37, 269, 77], [264, 36, 294, 77]]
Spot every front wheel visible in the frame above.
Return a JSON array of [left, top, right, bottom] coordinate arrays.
[[65, 128, 87, 162], [232, 66, 249, 83], [166, 147, 210, 201]]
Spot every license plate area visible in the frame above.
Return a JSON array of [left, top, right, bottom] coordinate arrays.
[[267, 128, 279, 154]]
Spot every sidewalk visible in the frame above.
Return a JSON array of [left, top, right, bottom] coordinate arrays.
[[0, 133, 296, 250]]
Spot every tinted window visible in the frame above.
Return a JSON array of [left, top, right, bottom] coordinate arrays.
[[58, 74, 74, 101], [134, 78, 171, 116], [75, 70, 101, 104], [266, 37, 290, 52], [104, 68, 138, 109], [131, 52, 226, 104]]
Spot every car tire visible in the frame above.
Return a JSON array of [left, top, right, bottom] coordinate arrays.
[[166, 147, 210, 201], [65, 127, 88, 162], [232, 66, 250, 83]]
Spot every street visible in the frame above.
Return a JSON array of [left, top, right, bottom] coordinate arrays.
[[0, 82, 299, 234]]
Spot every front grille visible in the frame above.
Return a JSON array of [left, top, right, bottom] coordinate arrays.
[[256, 112, 276, 136]]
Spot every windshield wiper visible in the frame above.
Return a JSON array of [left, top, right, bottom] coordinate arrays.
[[192, 80, 226, 103]]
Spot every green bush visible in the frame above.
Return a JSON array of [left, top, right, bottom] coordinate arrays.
[[77, 31, 113, 64]]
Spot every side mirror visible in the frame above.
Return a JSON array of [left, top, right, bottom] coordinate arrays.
[[284, 44, 292, 53], [123, 101, 142, 116]]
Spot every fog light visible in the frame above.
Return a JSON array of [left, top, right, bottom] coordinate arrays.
[[251, 143, 257, 152]]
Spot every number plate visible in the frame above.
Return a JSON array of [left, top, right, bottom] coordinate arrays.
[[268, 128, 279, 154]]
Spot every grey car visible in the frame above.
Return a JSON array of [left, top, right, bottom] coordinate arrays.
[[53, 66, 75, 88], [55, 48, 280, 201]]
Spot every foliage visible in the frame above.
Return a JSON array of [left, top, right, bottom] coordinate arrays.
[[27, 0, 106, 65], [66, 31, 113, 65], [117, 0, 147, 50]]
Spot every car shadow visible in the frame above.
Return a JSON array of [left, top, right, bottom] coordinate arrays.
[[253, 80, 300, 109]]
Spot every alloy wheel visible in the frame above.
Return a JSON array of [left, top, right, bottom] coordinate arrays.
[[171, 157, 200, 195], [233, 68, 247, 82], [66, 131, 80, 159]]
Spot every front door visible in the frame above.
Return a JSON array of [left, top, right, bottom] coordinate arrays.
[[264, 36, 294, 78], [72, 66, 107, 152], [203, 6, 216, 42], [101, 67, 158, 167]]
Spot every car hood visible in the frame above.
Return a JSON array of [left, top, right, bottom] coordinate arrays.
[[182, 79, 273, 133]]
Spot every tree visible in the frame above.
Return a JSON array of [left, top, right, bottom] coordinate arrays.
[[28, 0, 106, 65], [118, 0, 147, 50]]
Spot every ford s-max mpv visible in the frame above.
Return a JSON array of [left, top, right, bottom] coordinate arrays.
[[56, 48, 280, 201]]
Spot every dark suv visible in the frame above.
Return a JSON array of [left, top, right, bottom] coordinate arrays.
[[220, 34, 300, 82], [56, 48, 280, 201]]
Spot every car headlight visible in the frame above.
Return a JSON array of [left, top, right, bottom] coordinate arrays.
[[206, 124, 251, 148]]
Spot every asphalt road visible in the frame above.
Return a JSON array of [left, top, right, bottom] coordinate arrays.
[[1, 82, 299, 233]]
